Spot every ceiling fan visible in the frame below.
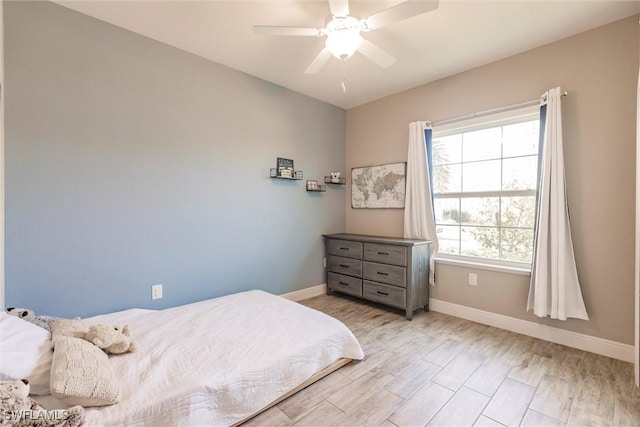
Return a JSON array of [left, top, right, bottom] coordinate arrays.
[[254, 0, 439, 74]]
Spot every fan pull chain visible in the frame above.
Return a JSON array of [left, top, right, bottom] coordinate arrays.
[[341, 59, 347, 93]]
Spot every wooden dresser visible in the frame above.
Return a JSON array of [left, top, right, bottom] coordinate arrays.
[[323, 233, 430, 320]]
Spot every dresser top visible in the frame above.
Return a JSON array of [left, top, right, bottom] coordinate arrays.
[[323, 233, 430, 247]]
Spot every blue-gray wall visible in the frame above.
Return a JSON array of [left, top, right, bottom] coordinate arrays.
[[5, 1, 346, 318]]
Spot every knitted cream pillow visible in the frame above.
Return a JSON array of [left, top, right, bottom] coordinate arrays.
[[50, 319, 121, 406], [50, 319, 91, 338], [50, 335, 121, 406]]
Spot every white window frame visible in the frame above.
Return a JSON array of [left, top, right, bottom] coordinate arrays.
[[432, 105, 540, 272]]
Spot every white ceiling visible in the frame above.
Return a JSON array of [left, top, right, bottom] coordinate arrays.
[[54, 0, 639, 110]]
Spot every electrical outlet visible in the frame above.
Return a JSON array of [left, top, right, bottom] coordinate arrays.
[[151, 284, 163, 300], [468, 273, 478, 286], [323, 257, 327, 268]]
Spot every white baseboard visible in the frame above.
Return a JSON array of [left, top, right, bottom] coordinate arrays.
[[430, 298, 634, 363], [280, 283, 327, 302], [279, 288, 634, 362]]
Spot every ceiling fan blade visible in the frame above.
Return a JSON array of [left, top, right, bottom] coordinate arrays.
[[363, 0, 439, 31], [328, 0, 350, 18], [253, 26, 323, 37], [304, 48, 333, 74], [357, 39, 396, 68]]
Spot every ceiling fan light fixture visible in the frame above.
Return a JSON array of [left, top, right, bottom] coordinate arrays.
[[324, 16, 363, 60], [325, 31, 363, 59]]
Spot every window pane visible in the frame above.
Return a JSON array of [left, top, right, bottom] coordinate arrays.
[[433, 164, 461, 193], [461, 197, 499, 226], [437, 225, 460, 255], [435, 198, 461, 224], [461, 226, 499, 259], [503, 120, 539, 158], [501, 228, 534, 263], [463, 127, 501, 162], [433, 116, 539, 266], [432, 134, 462, 165], [501, 196, 536, 228], [462, 160, 501, 192], [502, 156, 537, 190]]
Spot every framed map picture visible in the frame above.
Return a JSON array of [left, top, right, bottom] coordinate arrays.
[[352, 162, 406, 208]]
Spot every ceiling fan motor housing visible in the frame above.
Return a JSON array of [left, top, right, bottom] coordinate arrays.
[[325, 15, 364, 59]]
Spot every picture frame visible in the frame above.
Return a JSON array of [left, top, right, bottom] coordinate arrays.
[[351, 162, 406, 208], [276, 157, 294, 177]]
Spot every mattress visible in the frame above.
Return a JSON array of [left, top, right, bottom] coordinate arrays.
[[37, 290, 364, 426]]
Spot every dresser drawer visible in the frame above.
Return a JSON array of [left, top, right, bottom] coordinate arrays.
[[328, 239, 363, 259], [363, 281, 406, 309], [364, 243, 407, 266], [363, 261, 406, 287], [327, 255, 362, 277], [328, 272, 362, 297]]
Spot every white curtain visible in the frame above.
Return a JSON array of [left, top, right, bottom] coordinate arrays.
[[527, 87, 589, 320], [404, 122, 438, 285]]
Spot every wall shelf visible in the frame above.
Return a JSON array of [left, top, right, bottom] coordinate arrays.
[[270, 168, 303, 180], [324, 176, 346, 185], [306, 183, 327, 192]]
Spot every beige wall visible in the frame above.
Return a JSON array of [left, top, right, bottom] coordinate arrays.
[[346, 15, 639, 345]]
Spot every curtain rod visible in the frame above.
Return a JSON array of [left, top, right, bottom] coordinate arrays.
[[426, 90, 568, 128]]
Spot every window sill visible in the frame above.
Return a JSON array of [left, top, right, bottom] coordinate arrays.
[[434, 256, 531, 276]]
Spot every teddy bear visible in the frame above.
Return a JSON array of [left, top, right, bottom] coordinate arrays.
[[0, 379, 84, 427], [5, 308, 53, 331], [83, 324, 136, 355]]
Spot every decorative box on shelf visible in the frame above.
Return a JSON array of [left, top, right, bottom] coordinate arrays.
[[306, 180, 326, 192]]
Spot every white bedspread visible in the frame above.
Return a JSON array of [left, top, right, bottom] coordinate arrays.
[[39, 290, 363, 426]]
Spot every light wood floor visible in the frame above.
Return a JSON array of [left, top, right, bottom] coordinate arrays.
[[244, 294, 640, 427]]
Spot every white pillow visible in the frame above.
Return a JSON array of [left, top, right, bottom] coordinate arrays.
[[0, 311, 53, 395]]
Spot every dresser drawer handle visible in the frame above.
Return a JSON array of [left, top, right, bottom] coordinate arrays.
[[376, 291, 389, 296], [339, 264, 350, 268], [377, 251, 390, 255], [340, 247, 350, 250], [377, 272, 389, 276], [338, 281, 349, 286]]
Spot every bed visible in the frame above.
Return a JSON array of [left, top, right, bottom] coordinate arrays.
[[3, 290, 364, 426]]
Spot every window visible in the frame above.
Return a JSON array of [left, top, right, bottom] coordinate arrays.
[[432, 112, 540, 268]]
